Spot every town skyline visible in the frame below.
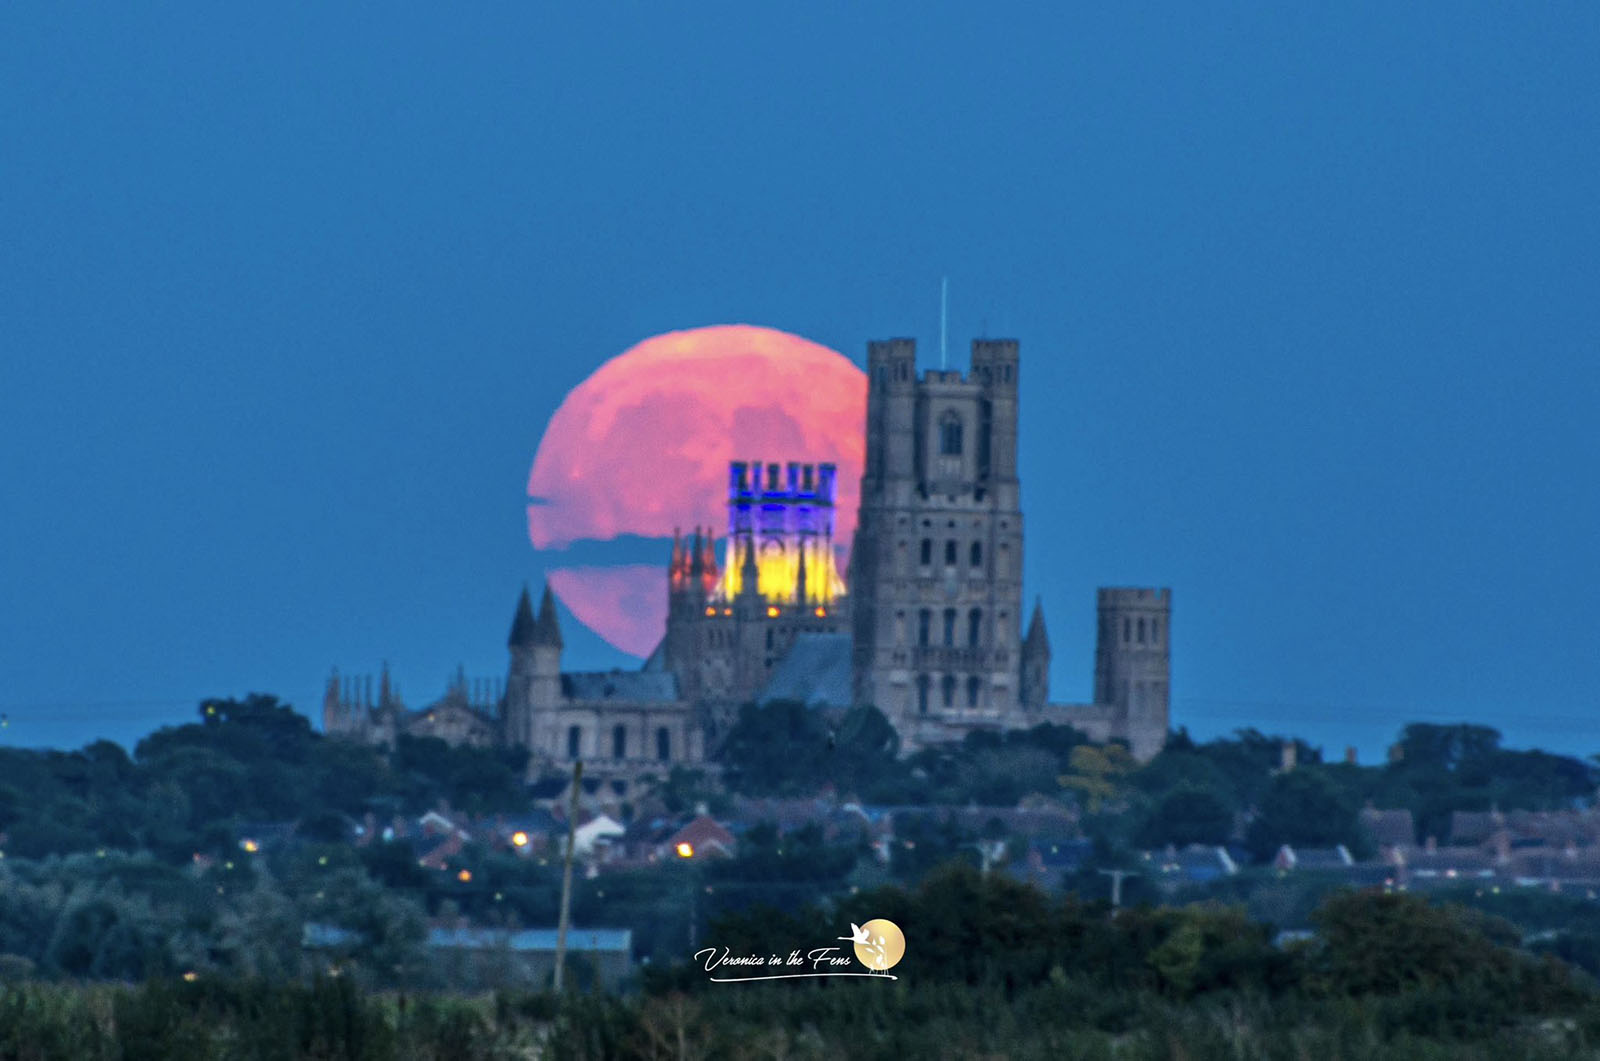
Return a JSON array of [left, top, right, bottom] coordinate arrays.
[[4, 6, 1597, 763]]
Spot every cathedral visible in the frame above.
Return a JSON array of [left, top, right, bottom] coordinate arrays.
[[323, 336, 1172, 792]]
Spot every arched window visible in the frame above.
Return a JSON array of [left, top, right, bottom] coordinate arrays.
[[656, 726, 671, 762], [942, 609, 956, 646], [916, 675, 930, 715], [613, 724, 627, 760], [918, 609, 931, 646], [1152, 619, 1161, 644], [966, 675, 981, 708], [1137, 617, 1146, 643], [919, 539, 932, 565], [970, 541, 982, 567], [939, 413, 963, 456], [941, 674, 956, 708], [567, 725, 582, 759], [1123, 618, 1131, 643], [944, 540, 956, 565], [967, 608, 981, 648]]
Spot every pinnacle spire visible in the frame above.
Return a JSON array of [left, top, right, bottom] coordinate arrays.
[[740, 535, 759, 598], [533, 583, 563, 648], [508, 584, 537, 647], [1024, 598, 1050, 654]]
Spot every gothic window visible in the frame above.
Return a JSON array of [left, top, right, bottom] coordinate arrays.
[[942, 609, 956, 646], [916, 675, 930, 715], [1152, 619, 1160, 644], [920, 539, 931, 565], [918, 609, 931, 646], [939, 413, 963, 456], [1137, 617, 1146, 644], [766, 628, 773, 650], [966, 675, 981, 708], [612, 724, 627, 759], [941, 674, 956, 708], [567, 725, 582, 759], [967, 608, 981, 648], [970, 541, 981, 567], [944, 540, 956, 565], [1123, 618, 1131, 644], [656, 726, 671, 762]]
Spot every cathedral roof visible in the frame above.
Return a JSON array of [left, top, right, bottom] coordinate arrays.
[[758, 632, 853, 709], [562, 670, 679, 703]]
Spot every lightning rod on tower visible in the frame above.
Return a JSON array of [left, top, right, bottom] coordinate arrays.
[[939, 276, 948, 370]]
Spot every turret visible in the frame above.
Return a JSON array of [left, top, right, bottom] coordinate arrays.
[[863, 338, 918, 496], [504, 583, 564, 749], [322, 668, 344, 734]]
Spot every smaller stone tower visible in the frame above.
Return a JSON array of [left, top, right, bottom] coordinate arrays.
[[1021, 600, 1051, 711], [503, 584, 563, 749], [1092, 588, 1171, 761]]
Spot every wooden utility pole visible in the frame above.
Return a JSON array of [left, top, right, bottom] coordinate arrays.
[[553, 760, 583, 992]]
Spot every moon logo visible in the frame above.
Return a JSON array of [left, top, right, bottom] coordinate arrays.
[[526, 324, 866, 657], [852, 918, 906, 971]]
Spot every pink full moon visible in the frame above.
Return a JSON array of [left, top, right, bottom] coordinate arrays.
[[527, 324, 867, 656]]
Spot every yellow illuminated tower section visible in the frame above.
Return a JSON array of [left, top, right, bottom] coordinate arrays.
[[716, 461, 845, 608]]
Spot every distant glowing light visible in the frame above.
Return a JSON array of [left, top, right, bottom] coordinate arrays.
[[512, 831, 529, 847], [457, 869, 472, 882], [814, 607, 826, 617], [766, 606, 780, 618], [182, 971, 198, 982], [676, 842, 694, 859], [704, 606, 716, 616], [240, 839, 259, 853]]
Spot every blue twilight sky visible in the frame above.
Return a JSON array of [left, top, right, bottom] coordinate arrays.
[[2, 5, 1597, 762]]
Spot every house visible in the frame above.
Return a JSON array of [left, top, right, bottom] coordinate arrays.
[[1274, 845, 1354, 872], [1150, 844, 1239, 883], [1396, 844, 1496, 886], [1359, 807, 1415, 859], [668, 816, 736, 859], [572, 813, 626, 859], [1010, 839, 1092, 890]]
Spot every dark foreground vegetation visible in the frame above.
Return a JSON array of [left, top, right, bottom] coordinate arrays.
[[9, 975, 1600, 1061], [5, 867, 1600, 1059]]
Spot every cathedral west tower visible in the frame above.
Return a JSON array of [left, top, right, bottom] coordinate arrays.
[[851, 338, 1031, 749]]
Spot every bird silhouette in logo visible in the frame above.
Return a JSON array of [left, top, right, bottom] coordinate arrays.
[[837, 922, 871, 946]]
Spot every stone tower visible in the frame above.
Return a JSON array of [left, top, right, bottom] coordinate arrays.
[[502, 584, 563, 749], [851, 337, 1028, 749], [1092, 588, 1171, 761]]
